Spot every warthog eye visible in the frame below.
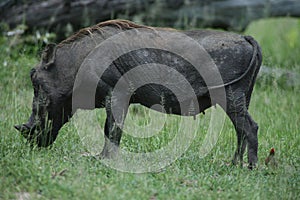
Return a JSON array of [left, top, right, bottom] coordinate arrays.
[[30, 68, 36, 79]]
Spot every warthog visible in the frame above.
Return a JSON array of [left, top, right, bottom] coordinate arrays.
[[15, 20, 262, 168]]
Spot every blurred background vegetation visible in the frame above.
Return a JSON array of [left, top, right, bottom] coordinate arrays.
[[1, 0, 299, 89]]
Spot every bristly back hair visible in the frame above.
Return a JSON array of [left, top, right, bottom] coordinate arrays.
[[58, 19, 150, 46]]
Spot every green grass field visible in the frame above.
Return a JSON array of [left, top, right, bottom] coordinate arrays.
[[0, 18, 299, 199]]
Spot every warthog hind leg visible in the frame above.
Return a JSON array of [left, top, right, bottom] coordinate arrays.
[[225, 90, 258, 169]]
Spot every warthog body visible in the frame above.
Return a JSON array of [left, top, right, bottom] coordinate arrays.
[[15, 20, 262, 168]]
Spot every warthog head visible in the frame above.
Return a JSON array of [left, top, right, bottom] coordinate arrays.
[[14, 44, 71, 146]]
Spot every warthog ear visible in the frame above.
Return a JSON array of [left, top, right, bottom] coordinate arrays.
[[42, 43, 57, 69]]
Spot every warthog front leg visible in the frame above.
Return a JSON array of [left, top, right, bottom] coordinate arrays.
[[100, 94, 128, 159]]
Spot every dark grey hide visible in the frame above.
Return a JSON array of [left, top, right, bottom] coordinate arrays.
[[15, 21, 262, 169]]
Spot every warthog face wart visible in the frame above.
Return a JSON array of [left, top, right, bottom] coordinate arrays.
[[14, 84, 52, 146], [15, 20, 262, 169]]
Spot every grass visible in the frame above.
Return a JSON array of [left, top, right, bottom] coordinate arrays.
[[0, 18, 299, 199]]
